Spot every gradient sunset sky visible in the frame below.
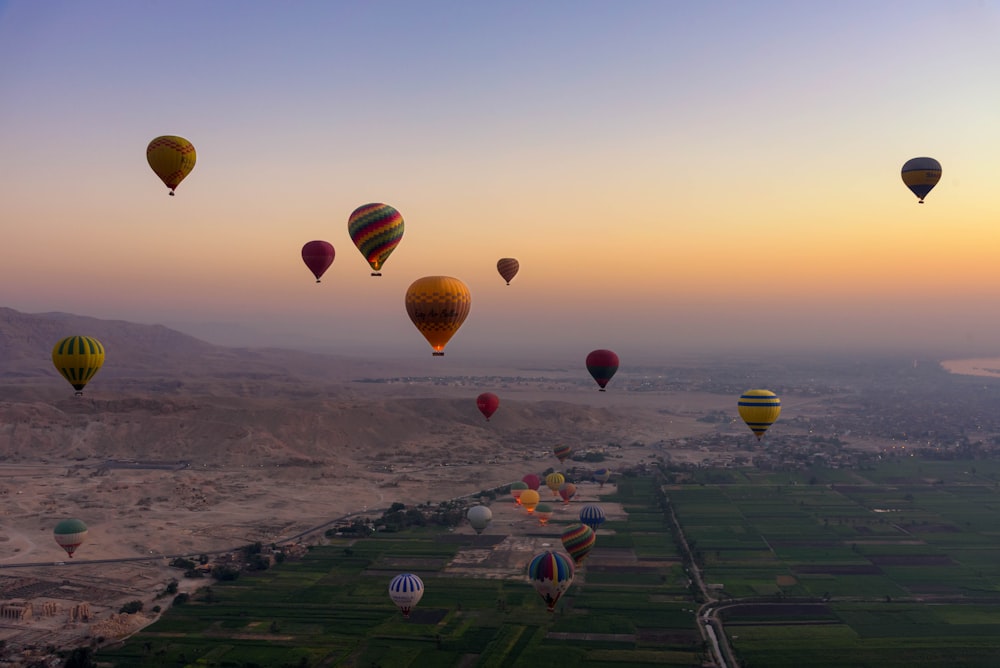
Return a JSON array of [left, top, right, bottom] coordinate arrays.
[[2, 1, 999, 362]]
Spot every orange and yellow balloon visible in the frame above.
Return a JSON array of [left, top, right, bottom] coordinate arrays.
[[147, 136, 196, 195], [520, 489, 540, 513], [404, 276, 471, 356]]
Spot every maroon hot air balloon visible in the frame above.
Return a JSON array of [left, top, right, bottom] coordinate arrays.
[[522, 473, 541, 491], [477, 392, 499, 421], [301, 240, 335, 283], [497, 258, 519, 285], [586, 349, 619, 391]]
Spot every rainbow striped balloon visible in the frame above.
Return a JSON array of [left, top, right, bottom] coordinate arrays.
[[738, 389, 782, 441], [560, 524, 595, 566], [348, 203, 404, 275], [527, 550, 574, 612]]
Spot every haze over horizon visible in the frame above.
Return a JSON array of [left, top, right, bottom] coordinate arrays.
[[3, 2, 999, 361]]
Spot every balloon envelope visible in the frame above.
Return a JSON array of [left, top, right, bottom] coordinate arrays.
[[579, 504, 606, 531], [561, 523, 595, 566], [510, 481, 528, 504], [522, 474, 541, 491], [558, 482, 577, 503], [477, 392, 499, 420], [535, 503, 553, 525], [146, 135, 196, 195], [388, 573, 424, 618], [520, 489, 540, 513], [901, 157, 941, 203], [52, 336, 105, 395], [553, 445, 572, 462], [497, 258, 519, 285], [593, 468, 612, 487], [404, 276, 471, 356], [54, 518, 88, 558], [545, 472, 565, 495], [301, 240, 335, 282], [348, 203, 404, 275], [528, 550, 574, 612], [586, 349, 619, 391], [738, 389, 782, 441], [467, 505, 492, 534]]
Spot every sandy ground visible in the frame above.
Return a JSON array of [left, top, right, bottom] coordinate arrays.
[[940, 358, 1000, 378]]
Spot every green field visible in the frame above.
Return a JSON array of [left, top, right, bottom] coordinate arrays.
[[98, 461, 1000, 666]]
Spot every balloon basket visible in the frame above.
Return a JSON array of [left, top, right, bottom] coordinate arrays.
[[432, 352, 444, 356]]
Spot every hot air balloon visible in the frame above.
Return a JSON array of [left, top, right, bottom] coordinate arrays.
[[301, 240, 335, 283], [53, 518, 88, 558], [558, 482, 577, 504], [545, 473, 565, 497], [497, 258, 519, 285], [738, 389, 782, 441], [52, 336, 105, 396], [901, 157, 941, 203], [535, 503, 553, 526], [477, 392, 499, 421], [348, 203, 404, 275], [146, 135, 196, 195], [527, 550, 574, 612], [467, 505, 492, 535], [553, 445, 573, 463], [520, 489, 540, 513], [404, 276, 471, 356], [388, 573, 424, 619], [586, 349, 619, 391], [560, 524, 595, 566], [522, 474, 541, 491], [593, 468, 611, 488], [579, 504, 605, 531], [510, 481, 529, 505]]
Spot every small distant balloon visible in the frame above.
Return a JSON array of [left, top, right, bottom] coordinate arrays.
[[586, 349, 619, 391], [53, 518, 88, 558], [348, 203, 404, 275], [497, 258, 519, 285], [388, 573, 424, 619], [404, 276, 471, 356], [146, 135, 196, 195], [593, 468, 611, 488], [738, 389, 781, 441], [579, 504, 606, 531], [558, 482, 577, 504], [545, 472, 565, 497], [535, 503, 553, 526], [52, 336, 105, 396], [477, 392, 499, 421], [467, 505, 492, 535], [301, 241, 335, 283], [522, 474, 541, 491], [520, 489, 540, 513], [901, 157, 941, 203], [510, 481, 529, 505], [553, 445, 573, 463]]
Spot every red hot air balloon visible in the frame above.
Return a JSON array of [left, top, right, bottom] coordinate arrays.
[[301, 241, 335, 283], [522, 474, 541, 491], [477, 392, 499, 421], [586, 349, 619, 391]]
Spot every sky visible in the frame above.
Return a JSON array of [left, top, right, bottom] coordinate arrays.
[[2, 1, 1000, 363]]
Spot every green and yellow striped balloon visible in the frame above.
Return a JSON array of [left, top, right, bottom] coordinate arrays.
[[738, 389, 781, 441], [52, 336, 105, 395]]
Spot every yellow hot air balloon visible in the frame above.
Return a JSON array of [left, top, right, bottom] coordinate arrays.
[[520, 489, 540, 513], [147, 135, 196, 195], [545, 472, 565, 497], [738, 389, 781, 441], [404, 276, 471, 356], [52, 336, 105, 396]]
